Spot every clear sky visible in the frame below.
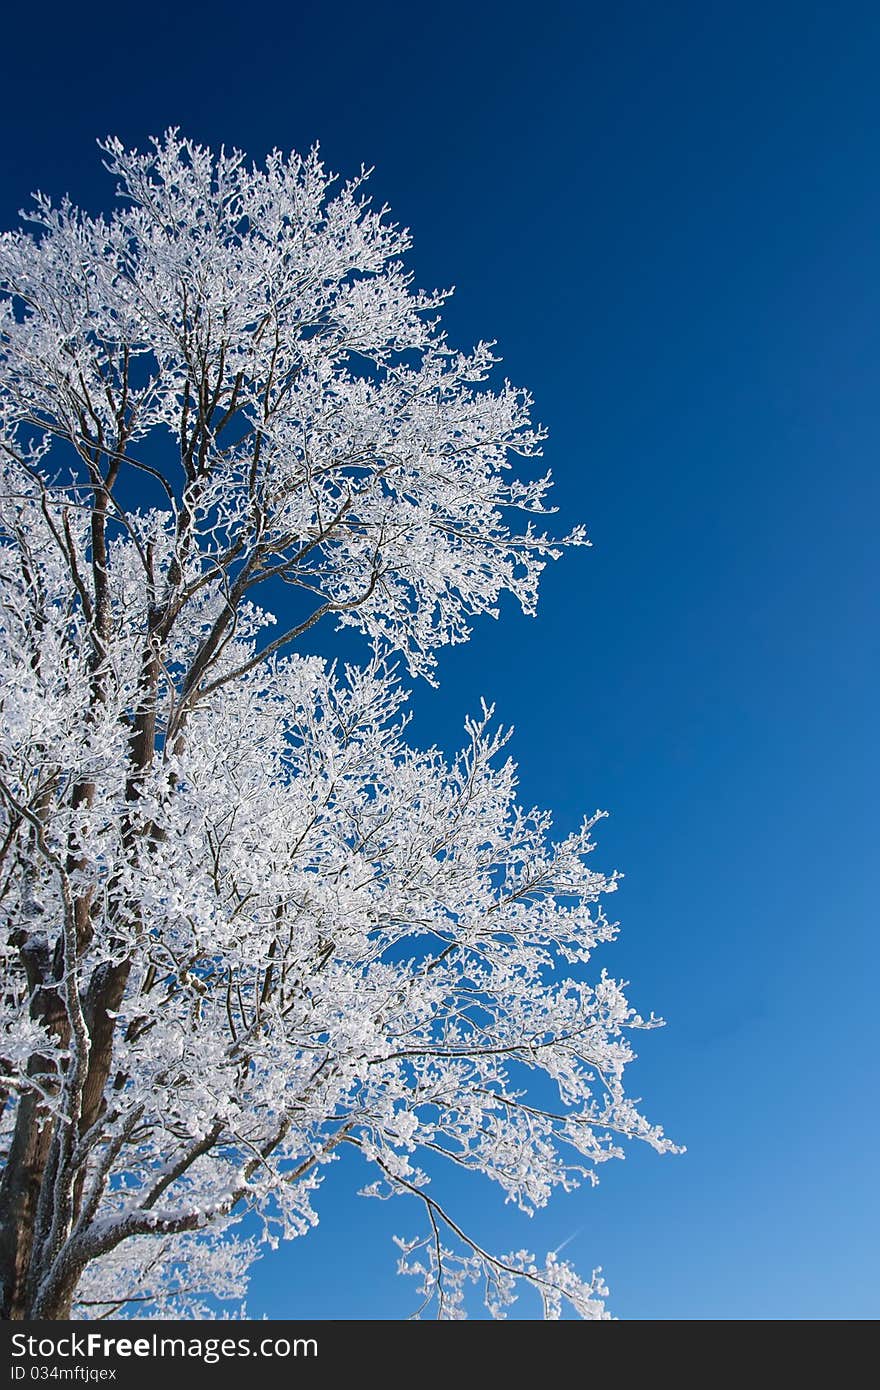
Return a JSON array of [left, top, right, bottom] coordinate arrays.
[[2, 1, 877, 1320]]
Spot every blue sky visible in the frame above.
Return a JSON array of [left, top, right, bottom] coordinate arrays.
[[3, 1, 878, 1319]]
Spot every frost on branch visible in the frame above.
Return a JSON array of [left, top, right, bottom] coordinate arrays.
[[0, 131, 584, 685], [395, 1233, 612, 1321], [0, 133, 675, 1320]]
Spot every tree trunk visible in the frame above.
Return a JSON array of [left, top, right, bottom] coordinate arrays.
[[0, 1088, 58, 1319]]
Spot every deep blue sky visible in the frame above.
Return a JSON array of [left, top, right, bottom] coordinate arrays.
[[3, 2, 877, 1320]]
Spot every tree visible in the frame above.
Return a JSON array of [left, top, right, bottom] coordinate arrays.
[[0, 133, 676, 1321]]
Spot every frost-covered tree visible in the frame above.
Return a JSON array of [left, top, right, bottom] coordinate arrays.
[[0, 134, 676, 1321]]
